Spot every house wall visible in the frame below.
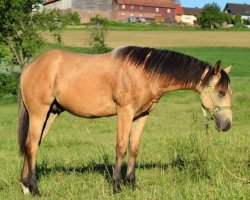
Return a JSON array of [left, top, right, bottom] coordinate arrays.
[[44, 0, 113, 23], [114, 4, 175, 21], [44, 0, 72, 9], [242, 15, 250, 20], [72, 0, 112, 11], [175, 15, 182, 23], [70, 8, 113, 23], [182, 14, 197, 25]]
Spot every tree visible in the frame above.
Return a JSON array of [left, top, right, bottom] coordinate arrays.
[[233, 14, 242, 24], [197, 3, 226, 29], [0, 0, 63, 70], [88, 15, 110, 53]]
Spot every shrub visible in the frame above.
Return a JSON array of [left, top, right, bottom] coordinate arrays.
[[88, 15, 110, 53], [68, 12, 81, 25], [0, 45, 19, 98], [90, 14, 108, 26], [0, 73, 19, 98], [233, 14, 242, 24], [243, 18, 250, 25]]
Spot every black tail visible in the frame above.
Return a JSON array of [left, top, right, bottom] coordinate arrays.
[[18, 89, 29, 156]]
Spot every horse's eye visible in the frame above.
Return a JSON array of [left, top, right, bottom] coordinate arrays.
[[218, 90, 225, 97]]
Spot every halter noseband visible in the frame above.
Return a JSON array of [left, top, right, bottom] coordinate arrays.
[[201, 77, 231, 117]]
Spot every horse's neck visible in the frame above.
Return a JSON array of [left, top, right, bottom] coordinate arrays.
[[160, 77, 200, 94]]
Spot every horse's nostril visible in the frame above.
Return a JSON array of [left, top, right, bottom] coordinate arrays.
[[222, 122, 231, 132]]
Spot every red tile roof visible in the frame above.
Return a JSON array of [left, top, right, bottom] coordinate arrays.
[[175, 4, 184, 15], [116, 0, 176, 8]]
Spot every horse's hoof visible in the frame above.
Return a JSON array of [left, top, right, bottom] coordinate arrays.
[[126, 178, 136, 188], [113, 185, 122, 194], [31, 190, 40, 196], [21, 183, 30, 195], [31, 188, 40, 196]]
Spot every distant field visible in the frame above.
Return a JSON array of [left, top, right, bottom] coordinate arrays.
[[44, 30, 250, 48], [0, 47, 249, 199]]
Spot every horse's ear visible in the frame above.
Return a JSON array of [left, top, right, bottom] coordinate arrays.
[[214, 60, 221, 75], [224, 65, 233, 74]]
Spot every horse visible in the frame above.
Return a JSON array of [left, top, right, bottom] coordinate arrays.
[[18, 46, 232, 195]]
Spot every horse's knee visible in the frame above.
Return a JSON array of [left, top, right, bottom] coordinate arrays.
[[116, 143, 127, 158], [129, 144, 139, 158]]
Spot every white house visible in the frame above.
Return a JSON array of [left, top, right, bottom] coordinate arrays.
[[182, 7, 202, 25], [224, 3, 250, 21]]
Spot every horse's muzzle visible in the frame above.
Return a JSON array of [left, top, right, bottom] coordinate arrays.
[[214, 113, 232, 132]]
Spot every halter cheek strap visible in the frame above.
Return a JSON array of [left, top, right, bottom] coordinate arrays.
[[201, 78, 231, 117]]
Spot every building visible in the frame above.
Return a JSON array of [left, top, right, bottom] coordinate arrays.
[[175, 4, 184, 23], [112, 0, 176, 22], [182, 7, 202, 25], [43, 0, 178, 23], [223, 3, 250, 20], [43, 0, 113, 23]]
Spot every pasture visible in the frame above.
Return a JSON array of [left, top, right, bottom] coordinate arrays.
[[44, 30, 250, 48], [0, 39, 250, 198]]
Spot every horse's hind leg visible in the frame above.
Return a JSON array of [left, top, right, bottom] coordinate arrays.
[[40, 112, 58, 142], [40, 101, 63, 142], [126, 114, 148, 188], [21, 107, 50, 196]]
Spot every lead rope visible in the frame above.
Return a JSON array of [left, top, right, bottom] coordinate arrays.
[[202, 106, 250, 184]]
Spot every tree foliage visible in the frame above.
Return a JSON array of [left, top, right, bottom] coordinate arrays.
[[233, 14, 242, 24], [197, 3, 232, 29], [88, 15, 110, 53], [0, 0, 63, 69]]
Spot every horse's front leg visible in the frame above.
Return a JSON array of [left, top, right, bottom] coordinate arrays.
[[126, 114, 148, 188], [113, 105, 134, 193]]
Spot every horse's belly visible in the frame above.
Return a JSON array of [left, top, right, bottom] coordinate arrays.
[[56, 86, 117, 118], [59, 95, 116, 117]]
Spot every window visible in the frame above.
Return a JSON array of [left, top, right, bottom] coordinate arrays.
[[167, 9, 170, 13], [140, 6, 143, 11], [122, 4, 125, 9], [131, 5, 134, 9], [156, 7, 159, 12], [121, 12, 125, 16]]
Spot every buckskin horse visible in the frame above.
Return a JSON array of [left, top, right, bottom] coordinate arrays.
[[18, 46, 232, 195]]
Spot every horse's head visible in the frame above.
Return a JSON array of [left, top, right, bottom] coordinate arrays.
[[200, 61, 232, 132]]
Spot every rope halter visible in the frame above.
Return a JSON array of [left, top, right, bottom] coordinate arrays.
[[201, 76, 231, 120]]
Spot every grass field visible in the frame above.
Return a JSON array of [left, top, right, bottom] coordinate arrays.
[[44, 30, 250, 48], [0, 41, 250, 198]]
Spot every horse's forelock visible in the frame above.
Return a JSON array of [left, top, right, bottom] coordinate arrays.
[[216, 70, 230, 92], [200, 67, 230, 92]]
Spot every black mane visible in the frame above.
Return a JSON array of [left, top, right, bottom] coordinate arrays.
[[115, 46, 230, 90]]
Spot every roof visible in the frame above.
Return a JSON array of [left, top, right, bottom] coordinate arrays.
[[224, 3, 250, 16], [43, 0, 60, 5], [175, 4, 184, 15], [116, 0, 176, 8], [182, 7, 202, 16]]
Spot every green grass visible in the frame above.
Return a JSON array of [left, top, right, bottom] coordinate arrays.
[[65, 21, 250, 32], [0, 47, 249, 199]]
